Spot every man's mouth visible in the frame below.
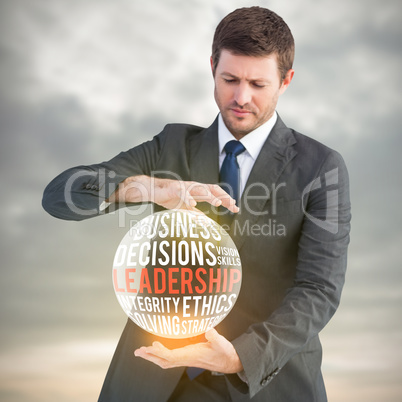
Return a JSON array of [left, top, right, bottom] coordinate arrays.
[[230, 108, 253, 117]]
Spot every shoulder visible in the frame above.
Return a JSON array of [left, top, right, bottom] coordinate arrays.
[[292, 130, 334, 156], [290, 128, 345, 164], [289, 130, 349, 186], [155, 121, 215, 153], [159, 123, 206, 139], [275, 115, 343, 164]]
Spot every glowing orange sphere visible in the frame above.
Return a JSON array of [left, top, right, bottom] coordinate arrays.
[[112, 210, 242, 338]]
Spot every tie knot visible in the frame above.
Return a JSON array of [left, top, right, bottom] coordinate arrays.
[[224, 140, 246, 157]]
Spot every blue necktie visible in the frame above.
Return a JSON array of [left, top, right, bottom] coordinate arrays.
[[220, 140, 246, 206], [186, 367, 205, 380]]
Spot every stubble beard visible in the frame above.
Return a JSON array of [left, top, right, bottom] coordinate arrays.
[[215, 86, 278, 139], [221, 107, 275, 140]]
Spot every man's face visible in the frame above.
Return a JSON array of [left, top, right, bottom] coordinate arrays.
[[213, 50, 293, 139]]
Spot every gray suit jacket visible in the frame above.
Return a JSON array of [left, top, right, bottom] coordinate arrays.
[[42, 115, 351, 401]]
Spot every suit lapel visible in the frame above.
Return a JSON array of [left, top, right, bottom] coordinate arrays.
[[189, 117, 220, 184], [188, 117, 220, 217], [232, 115, 298, 250]]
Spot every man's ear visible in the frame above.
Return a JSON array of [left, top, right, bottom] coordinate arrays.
[[279, 69, 294, 95], [210, 56, 215, 76]]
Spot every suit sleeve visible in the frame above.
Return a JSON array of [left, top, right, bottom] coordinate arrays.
[[230, 150, 351, 398], [42, 127, 168, 221]]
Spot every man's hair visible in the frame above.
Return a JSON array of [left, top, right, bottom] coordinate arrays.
[[212, 7, 295, 81]]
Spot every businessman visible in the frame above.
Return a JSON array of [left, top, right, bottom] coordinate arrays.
[[42, 6, 351, 401]]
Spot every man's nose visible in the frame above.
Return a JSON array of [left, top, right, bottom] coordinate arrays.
[[234, 83, 252, 106]]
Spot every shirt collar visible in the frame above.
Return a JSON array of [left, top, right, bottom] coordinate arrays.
[[218, 112, 277, 160]]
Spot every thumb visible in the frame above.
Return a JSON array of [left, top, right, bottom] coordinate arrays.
[[205, 328, 220, 343]]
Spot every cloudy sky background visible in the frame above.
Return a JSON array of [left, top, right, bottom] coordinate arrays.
[[0, 0, 401, 400]]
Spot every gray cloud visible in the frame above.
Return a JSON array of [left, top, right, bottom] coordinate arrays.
[[1, 0, 401, 400]]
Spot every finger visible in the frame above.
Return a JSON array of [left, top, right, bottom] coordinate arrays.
[[183, 193, 198, 208], [135, 344, 170, 361], [150, 341, 172, 359], [169, 180, 197, 209], [189, 183, 239, 213], [134, 346, 150, 358], [218, 197, 239, 213], [205, 328, 230, 351], [186, 183, 223, 207], [205, 328, 220, 343], [168, 189, 195, 210], [208, 185, 239, 213], [135, 342, 171, 361], [225, 201, 240, 213], [134, 348, 175, 369]]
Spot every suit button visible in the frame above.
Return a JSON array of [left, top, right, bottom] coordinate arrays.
[[85, 184, 91, 189], [260, 376, 272, 386], [91, 185, 98, 190]]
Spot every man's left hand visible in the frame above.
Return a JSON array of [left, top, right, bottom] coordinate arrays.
[[134, 328, 243, 374]]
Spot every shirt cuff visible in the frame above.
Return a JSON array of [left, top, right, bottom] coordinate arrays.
[[99, 200, 111, 212]]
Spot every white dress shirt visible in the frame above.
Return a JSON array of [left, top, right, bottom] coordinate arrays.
[[218, 111, 277, 199]]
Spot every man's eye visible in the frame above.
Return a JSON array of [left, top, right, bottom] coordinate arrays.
[[223, 79, 236, 84], [253, 83, 265, 88]]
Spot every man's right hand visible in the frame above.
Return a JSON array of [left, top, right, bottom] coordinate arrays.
[[106, 175, 239, 213]]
